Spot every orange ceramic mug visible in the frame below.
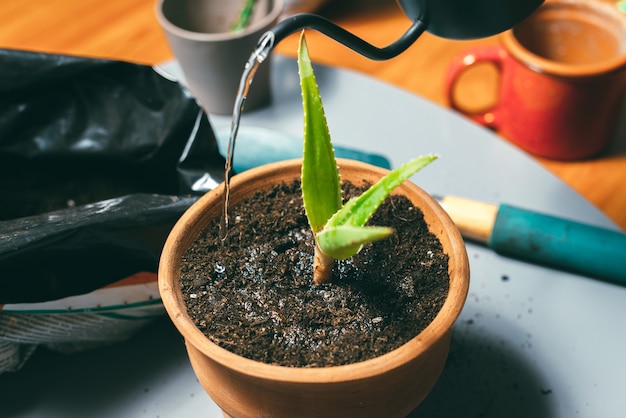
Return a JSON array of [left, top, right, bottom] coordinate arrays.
[[445, 0, 626, 160]]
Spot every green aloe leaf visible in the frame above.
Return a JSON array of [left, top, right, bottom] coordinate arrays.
[[231, 0, 256, 32], [326, 154, 438, 229], [317, 225, 393, 260], [298, 32, 341, 234]]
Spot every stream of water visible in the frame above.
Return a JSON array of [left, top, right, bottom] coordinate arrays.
[[220, 32, 276, 240]]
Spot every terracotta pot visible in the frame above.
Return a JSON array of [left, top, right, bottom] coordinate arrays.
[[159, 158, 470, 418]]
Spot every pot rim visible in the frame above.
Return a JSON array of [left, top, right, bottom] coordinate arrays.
[[155, 0, 284, 42], [159, 158, 470, 383]]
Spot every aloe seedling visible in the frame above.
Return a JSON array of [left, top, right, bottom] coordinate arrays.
[[297, 32, 438, 285], [231, 0, 256, 32]]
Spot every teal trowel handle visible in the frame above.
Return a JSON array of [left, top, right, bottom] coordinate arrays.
[[489, 204, 626, 284]]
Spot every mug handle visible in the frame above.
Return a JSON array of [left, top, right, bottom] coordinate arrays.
[[444, 45, 506, 129]]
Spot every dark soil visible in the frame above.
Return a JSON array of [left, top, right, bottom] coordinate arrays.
[[180, 180, 450, 368]]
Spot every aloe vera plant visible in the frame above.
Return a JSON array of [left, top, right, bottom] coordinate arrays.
[[231, 0, 256, 32], [298, 32, 438, 285]]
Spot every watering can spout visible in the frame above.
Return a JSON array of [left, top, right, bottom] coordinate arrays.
[[260, 0, 544, 61]]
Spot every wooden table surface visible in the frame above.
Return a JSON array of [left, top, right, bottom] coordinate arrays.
[[2, 0, 625, 230]]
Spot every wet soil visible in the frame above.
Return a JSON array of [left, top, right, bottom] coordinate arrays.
[[180, 180, 449, 368]]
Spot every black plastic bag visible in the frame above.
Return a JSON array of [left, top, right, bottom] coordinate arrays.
[[0, 49, 224, 304]]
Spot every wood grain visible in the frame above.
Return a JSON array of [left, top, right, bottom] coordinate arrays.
[[1, 0, 624, 230]]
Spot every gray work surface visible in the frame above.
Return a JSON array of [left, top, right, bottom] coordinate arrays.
[[2, 56, 624, 418]]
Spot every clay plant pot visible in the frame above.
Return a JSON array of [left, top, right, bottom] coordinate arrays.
[[159, 158, 470, 418]]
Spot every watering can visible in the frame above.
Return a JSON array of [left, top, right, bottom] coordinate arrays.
[[263, 0, 545, 60]]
